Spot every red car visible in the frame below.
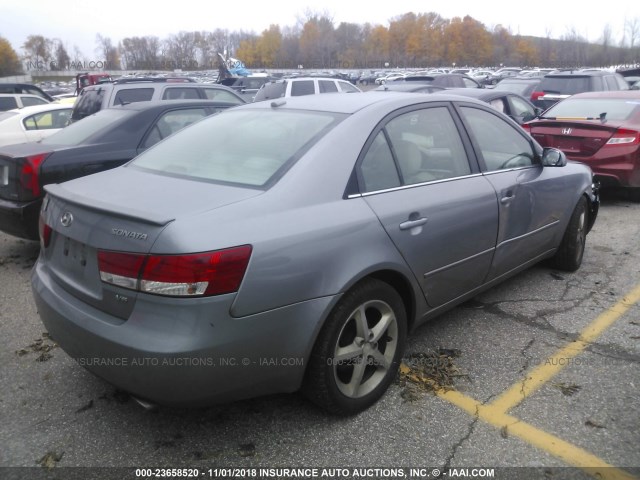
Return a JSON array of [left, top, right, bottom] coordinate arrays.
[[523, 91, 640, 200]]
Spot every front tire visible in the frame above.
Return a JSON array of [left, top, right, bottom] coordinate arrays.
[[551, 196, 588, 271], [303, 278, 407, 415]]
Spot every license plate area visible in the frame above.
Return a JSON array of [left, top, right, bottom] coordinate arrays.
[[61, 236, 89, 268]]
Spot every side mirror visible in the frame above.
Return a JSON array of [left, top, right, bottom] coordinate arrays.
[[542, 147, 567, 167]]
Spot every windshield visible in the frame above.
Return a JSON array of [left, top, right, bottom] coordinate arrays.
[[41, 109, 132, 146], [545, 98, 640, 121], [131, 109, 343, 187]]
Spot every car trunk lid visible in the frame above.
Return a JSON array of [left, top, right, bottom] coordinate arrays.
[[39, 167, 263, 320], [528, 120, 624, 157]]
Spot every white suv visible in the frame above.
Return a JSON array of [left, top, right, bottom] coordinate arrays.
[[253, 77, 361, 102]]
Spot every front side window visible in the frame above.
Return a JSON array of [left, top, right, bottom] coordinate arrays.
[[508, 96, 536, 119], [23, 109, 71, 130], [141, 108, 210, 148], [460, 106, 536, 172], [203, 88, 244, 104], [338, 82, 360, 93]]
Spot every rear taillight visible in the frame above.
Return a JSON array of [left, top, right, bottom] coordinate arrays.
[[521, 123, 532, 134], [38, 216, 52, 248], [19, 153, 50, 197], [605, 128, 639, 146], [531, 91, 545, 102], [97, 245, 252, 297]]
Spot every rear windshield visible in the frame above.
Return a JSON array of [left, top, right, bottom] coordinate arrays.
[[539, 76, 597, 95], [544, 98, 640, 121], [130, 109, 343, 187], [41, 109, 132, 146]]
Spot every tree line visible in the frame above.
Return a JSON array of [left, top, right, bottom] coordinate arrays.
[[2, 11, 639, 77]]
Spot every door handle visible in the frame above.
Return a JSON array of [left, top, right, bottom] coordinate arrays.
[[399, 217, 428, 230], [500, 190, 515, 204]]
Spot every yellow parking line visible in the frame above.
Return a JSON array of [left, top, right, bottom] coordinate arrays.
[[489, 284, 640, 413], [437, 389, 638, 480]]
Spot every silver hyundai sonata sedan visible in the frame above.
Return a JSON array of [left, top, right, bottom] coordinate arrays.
[[32, 92, 599, 414]]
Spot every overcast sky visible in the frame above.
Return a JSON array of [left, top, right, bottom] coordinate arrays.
[[2, 0, 638, 60]]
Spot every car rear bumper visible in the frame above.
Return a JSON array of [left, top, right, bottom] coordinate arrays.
[[31, 258, 338, 407], [0, 196, 41, 240]]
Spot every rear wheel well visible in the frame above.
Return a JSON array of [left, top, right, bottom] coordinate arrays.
[[368, 270, 416, 331]]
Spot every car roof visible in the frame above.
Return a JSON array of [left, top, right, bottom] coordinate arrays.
[[238, 90, 487, 114], [107, 99, 244, 112], [443, 88, 506, 101]]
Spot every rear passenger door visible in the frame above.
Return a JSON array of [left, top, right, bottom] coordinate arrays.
[[359, 104, 499, 308]]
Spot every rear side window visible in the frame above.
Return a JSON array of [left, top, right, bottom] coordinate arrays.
[[319, 80, 338, 93], [21, 96, 48, 107], [141, 108, 210, 149], [113, 88, 154, 105], [42, 109, 131, 146], [72, 88, 105, 120], [253, 82, 286, 102], [162, 88, 201, 100], [291, 80, 315, 96], [0, 97, 18, 111], [203, 88, 244, 104]]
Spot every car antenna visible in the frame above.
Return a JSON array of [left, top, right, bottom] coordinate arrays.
[[599, 112, 607, 123]]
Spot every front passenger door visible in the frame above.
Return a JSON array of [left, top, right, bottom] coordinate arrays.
[[457, 105, 573, 280]]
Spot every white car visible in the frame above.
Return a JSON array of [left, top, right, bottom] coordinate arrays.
[[0, 103, 72, 147]]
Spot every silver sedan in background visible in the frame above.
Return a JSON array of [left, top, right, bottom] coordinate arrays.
[[32, 92, 599, 415]]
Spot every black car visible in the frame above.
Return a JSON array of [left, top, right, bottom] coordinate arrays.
[[531, 70, 629, 110], [0, 100, 238, 240], [445, 88, 541, 125], [0, 83, 55, 102], [492, 77, 542, 101]]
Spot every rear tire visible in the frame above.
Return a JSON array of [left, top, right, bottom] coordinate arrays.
[[551, 196, 588, 271], [302, 278, 407, 415]]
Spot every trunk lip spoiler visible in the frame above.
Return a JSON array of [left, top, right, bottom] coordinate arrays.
[[44, 183, 174, 226]]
